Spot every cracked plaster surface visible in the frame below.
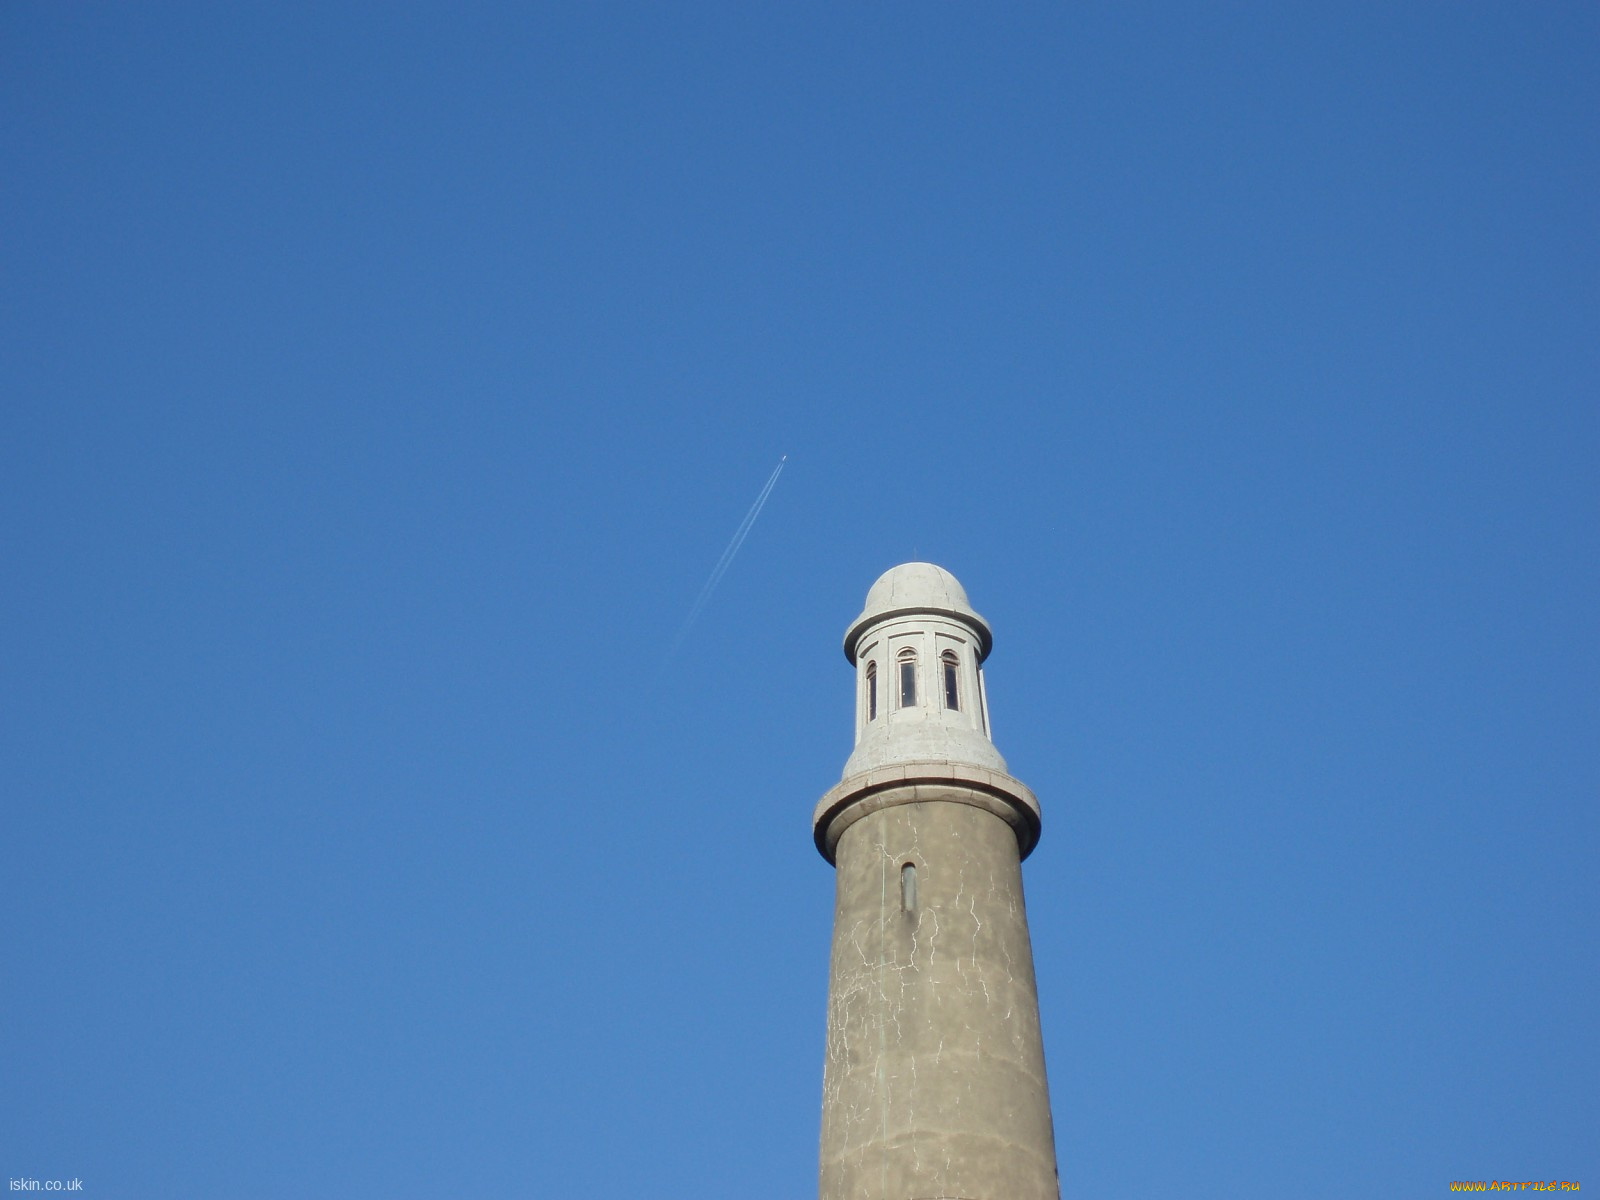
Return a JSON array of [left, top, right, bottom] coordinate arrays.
[[818, 799, 1059, 1200]]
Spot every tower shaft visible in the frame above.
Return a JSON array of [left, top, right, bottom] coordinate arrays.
[[820, 793, 1058, 1199]]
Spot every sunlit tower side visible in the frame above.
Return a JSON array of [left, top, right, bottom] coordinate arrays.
[[813, 563, 1060, 1199]]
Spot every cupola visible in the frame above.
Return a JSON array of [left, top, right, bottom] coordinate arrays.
[[839, 563, 1008, 778]]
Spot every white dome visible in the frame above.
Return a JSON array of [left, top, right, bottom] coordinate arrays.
[[844, 562, 992, 663]]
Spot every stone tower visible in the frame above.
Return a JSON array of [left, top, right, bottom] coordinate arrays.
[[813, 563, 1059, 1200]]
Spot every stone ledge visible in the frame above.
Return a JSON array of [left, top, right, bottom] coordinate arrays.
[[812, 760, 1042, 864]]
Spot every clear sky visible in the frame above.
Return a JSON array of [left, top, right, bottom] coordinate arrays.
[[3, 4, 1595, 1197]]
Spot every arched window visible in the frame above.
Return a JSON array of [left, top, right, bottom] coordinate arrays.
[[896, 648, 918, 708], [941, 650, 960, 711], [865, 661, 878, 721]]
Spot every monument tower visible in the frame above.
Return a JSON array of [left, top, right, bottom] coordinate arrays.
[[813, 563, 1059, 1200]]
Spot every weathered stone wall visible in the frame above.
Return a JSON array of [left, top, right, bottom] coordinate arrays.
[[819, 798, 1059, 1200]]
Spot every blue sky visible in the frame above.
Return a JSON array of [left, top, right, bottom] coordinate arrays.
[[3, 4, 1595, 1197]]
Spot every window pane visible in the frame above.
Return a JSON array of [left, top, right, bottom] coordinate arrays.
[[866, 664, 877, 720], [901, 862, 917, 912], [899, 660, 916, 706], [943, 660, 959, 710]]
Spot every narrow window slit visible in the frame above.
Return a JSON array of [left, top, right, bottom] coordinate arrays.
[[900, 862, 918, 912], [865, 661, 877, 721]]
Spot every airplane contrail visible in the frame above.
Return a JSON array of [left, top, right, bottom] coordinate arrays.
[[667, 455, 787, 658]]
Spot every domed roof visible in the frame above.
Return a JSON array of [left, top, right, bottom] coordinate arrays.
[[843, 562, 993, 663]]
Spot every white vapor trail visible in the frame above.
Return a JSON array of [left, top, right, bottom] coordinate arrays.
[[667, 456, 787, 658]]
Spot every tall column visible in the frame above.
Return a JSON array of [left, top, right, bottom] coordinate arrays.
[[814, 563, 1059, 1200]]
